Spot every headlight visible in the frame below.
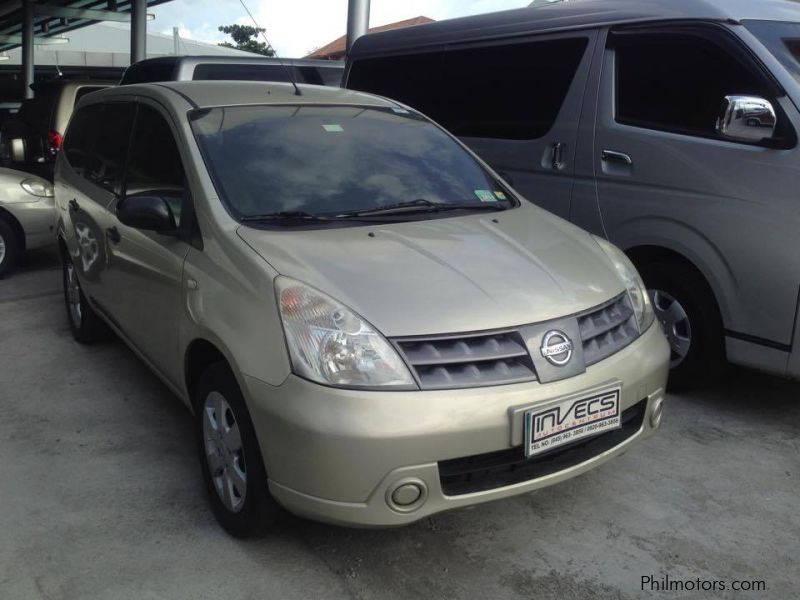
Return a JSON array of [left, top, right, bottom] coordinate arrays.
[[20, 178, 54, 198], [594, 237, 654, 333], [276, 277, 416, 389]]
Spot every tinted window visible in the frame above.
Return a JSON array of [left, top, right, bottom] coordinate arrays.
[[63, 104, 102, 176], [193, 63, 290, 82], [125, 105, 185, 224], [121, 59, 177, 84], [191, 105, 511, 218], [744, 20, 800, 87], [615, 32, 778, 139], [86, 102, 135, 193], [348, 38, 588, 140]]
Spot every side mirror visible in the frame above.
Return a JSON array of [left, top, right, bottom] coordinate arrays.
[[716, 95, 777, 143], [10, 138, 25, 163], [117, 194, 177, 233]]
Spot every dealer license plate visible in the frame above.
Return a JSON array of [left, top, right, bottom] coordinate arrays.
[[524, 387, 621, 456]]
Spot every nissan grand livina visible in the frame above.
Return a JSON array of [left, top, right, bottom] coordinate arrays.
[[55, 81, 669, 536]]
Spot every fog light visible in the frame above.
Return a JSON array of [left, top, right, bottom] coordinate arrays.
[[386, 478, 427, 512], [392, 483, 422, 506], [650, 396, 664, 428]]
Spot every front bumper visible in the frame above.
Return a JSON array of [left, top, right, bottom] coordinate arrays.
[[5, 198, 56, 250], [245, 322, 669, 527]]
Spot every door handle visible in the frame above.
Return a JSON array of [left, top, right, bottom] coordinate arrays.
[[68, 198, 80, 212], [601, 150, 633, 165], [552, 142, 566, 170], [106, 226, 121, 244]]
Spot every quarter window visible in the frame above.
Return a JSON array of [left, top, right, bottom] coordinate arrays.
[[63, 104, 101, 176]]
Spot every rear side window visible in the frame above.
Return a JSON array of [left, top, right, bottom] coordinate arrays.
[[125, 105, 185, 225], [348, 37, 588, 140], [193, 63, 290, 82], [613, 31, 789, 142], [86, 103, 135, 193], [121, 59, 177, 84], [63, 104, 102, 176]]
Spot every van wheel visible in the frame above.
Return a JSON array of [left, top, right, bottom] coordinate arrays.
[[196, 362, 279, 537], [0, 219, 19, 278], [638, 261, 724, 391], [62, 258, 112, 343]]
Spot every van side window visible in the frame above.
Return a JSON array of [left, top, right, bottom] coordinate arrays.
[[125, 105, 186, 226], [614, 32, 780, 140], [63, 104, 101, 176], [348, 37, 588, 140], [86, 103, 135, 193]]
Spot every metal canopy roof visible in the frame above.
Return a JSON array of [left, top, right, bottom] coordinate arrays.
[[0, 0, 172, 52]]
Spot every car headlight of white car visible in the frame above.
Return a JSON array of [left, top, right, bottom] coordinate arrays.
[[594, 237, 655, 334], [20, 178, 54, 198], [276, 277, 416, 389]]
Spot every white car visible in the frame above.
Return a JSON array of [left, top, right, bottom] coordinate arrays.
[[0, 167, 55, 277]]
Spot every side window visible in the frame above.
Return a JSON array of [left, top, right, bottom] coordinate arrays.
[[125, 104, 186, 226], [86, 102, 135, 193], [613, 31, 790, 143], [348, 37, 588, 140], [63, 104, 101, 176]]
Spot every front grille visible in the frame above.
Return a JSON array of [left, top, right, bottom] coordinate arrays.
[[578, 294, 639, 366], [393, 330, 536, 390], [438, 399, 647, 496]]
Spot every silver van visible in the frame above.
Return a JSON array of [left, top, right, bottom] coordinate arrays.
[[345, 0, 800, 389]]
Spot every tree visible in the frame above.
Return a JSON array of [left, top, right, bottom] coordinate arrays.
[[217, 24, 275, 57]]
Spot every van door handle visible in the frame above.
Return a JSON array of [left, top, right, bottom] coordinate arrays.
[[68, 198, 80, 212], [601, 150, 633, 165], [106, 226, 121, 244], [552, 142, 566, 170]]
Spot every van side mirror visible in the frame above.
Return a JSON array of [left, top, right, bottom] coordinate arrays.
[[10, 138, 25, 163], [117, 194, 177, 233], [716, 95, 777, 143]]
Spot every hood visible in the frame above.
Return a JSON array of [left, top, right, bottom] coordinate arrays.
[[237, 204, 625, 337]]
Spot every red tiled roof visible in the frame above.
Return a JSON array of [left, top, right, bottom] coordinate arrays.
[[306, 16, 435, 59]]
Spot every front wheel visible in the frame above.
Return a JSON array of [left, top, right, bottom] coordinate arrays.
[[638, 261, 724, 391], [0, 219, 19, 278], [196, 362, 279, 537]]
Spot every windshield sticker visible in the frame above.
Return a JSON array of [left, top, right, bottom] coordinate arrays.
[[322, 124, 344, 133], [494, 191, 507, 200], [474, 189, 498, 203]]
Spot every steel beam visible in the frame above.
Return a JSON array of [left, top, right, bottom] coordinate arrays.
[[346, 0, 370, 56], [130, 0, 146, 63], [34, 5, 132, 22], [22, 0, 34, 99]]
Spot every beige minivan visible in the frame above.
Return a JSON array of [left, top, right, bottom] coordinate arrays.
[[56, 81, 668, 536]]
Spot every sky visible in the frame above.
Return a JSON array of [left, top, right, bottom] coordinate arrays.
[[148, 0, 531, 58]]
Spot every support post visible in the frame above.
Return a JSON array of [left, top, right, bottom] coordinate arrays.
[[130, 0, 146, 64], [22, 0, 34, 99], [345, 0, 370, 57]]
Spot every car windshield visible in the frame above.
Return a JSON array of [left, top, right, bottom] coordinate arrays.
[[745, 20, 800, 86], [189, 104, 513, 219]]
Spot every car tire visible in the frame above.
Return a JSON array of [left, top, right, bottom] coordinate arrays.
[[196, 362, 280, 537], [62, 257, 113, 343], [638, 260, 724, 391], [0, 219, 19, 278]]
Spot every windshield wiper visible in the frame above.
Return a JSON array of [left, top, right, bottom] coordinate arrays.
[[337, 198, 509, 218], [240, 211, 334, 223]]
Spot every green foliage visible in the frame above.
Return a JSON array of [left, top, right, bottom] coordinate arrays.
[[217, 24, 275, 57]]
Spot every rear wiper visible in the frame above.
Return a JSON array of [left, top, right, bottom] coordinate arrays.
[[338, 198, 509, 218]]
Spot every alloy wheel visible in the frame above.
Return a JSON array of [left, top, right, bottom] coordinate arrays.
[[203, 391, 247, 513], [0, 232, 6, 265], [650, 289, 692, 368]]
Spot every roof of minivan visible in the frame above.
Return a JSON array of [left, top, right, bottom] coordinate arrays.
[[86, 80, 396, 109], [128, 55, 345, 68], [349, 0, 800, 57]]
